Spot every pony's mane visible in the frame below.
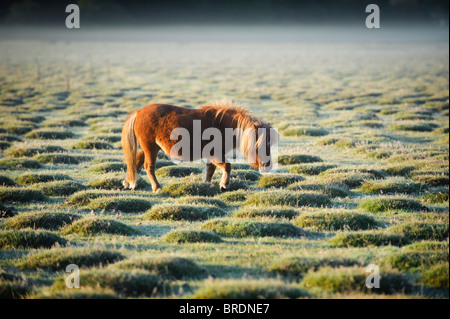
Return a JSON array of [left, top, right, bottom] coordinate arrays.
[[200, 100, 276, 163], [200, 99, 262, 130]]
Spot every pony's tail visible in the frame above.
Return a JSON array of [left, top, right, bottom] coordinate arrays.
[[121, 111, 138, 189]]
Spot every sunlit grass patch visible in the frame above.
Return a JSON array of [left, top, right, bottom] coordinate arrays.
[[301, 267, 413, 294], [64, 217, 138, 236], [156, 165, 202, 178], [87, 196, 154, 213], [359, 197, 428, 213], [143, 204, 225, 221], [0, 187, 47, 202], [113, 256, 207, 279], [16, 247, 124, 270], [329, 232, 410, 247], [15, 173, 72, 185], [162, 230, 223, 243], [388, 222, 449, 241], [201, 219, 306, 238], [25, 129, 75, 140], [30, 180, 87, 196], [232, 206, 299, 219], [0, 158, 42, 169], [245, 190, 331, 207], [4, 212, 80, 230], [0, 229, 67, 249], [177, 196, 227, 208], [278, 154, 323, 165], [269, 256, 360, 277], [294, 210, 378, 231]]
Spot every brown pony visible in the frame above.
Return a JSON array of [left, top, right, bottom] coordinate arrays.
[[121, 100, 277, 192]]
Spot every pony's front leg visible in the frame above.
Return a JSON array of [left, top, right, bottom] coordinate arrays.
[[213, 161, 231, 192], [204, 162, 216, 183]]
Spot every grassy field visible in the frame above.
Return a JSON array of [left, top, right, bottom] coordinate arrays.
[[0, 35, 448, 299]]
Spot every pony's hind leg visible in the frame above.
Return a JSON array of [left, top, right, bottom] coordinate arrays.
[[212, 161, 231, 192], [142, 144, 162, 192], [204, 162, 216, 183]]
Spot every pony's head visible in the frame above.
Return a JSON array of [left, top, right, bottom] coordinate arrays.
[[246, 122, 278, 173]]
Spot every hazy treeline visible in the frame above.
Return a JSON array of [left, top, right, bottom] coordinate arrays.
[[1, 0, 448, 25]]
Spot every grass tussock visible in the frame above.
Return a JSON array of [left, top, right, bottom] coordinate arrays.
[[359, 180, 426, 195], [329, 232, 410, 247], [30, 180, 87, 196], [383, 251, 448, 272], [388, 222, 449, 241], [113, 256, 206, 279], [289, 164, 336, 175], [287, 182, 352, 198], [52, 269, 171, 297], [4, 212, 80, 230], [301, 267, 413, 294], [16, 248, 125, 270], [64, 217, 138, 236], [25, 129, 75, 140], [231, 169, 261, 181], [232, 206, 299, 219], [176, 196, 227, 208], [88, 162, 124, 173], [421, 263, 449, 289], [294, 211, 378, 231], [156, 165, 202, 178], [359, 197, 428, 213], [216, 189, 249, 202], [15, 173, 72, 185], [0, 158, 42, 169], [278, 154, 323, 165], [269, 256, 360, 277], [191, 279, 310, 299], [0, 175, 16, 186], [0, 187, 47, 203], [87, 176, 150, 190], [162, 230, 223, 243], [258, 174, 304, 188], [245, 190, 331, 208], [33, 154, 80, 165], [201, 219, 306, 238], [87, 196, 154, 213], [0, 230, 67, 249], [143, 204, 226, 221], [162, 180, 218, 197]]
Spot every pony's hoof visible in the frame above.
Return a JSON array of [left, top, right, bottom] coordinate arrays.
[[153, 188, 162, 193], [220, 186, 227, 192]]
